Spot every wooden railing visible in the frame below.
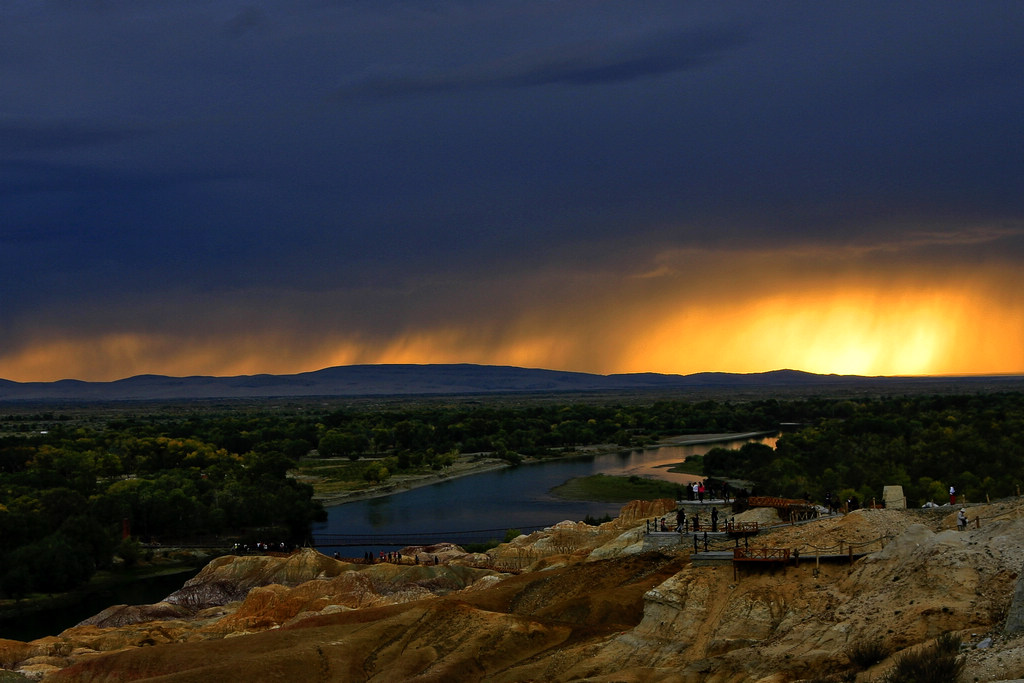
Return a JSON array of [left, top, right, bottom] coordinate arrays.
[[733, 547, 791, 562]]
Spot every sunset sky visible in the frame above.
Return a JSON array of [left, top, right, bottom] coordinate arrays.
[[2, 1, 1023, 383]]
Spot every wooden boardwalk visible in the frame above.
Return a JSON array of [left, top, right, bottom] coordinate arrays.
[[676, 498, 728, 507], [650, 521, 761, 535], [691, 546, 871, 569], [733, 547, 790, 563]]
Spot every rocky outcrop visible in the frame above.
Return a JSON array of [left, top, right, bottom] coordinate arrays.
[[4, 499, 1024, 681], [397, 542, 467, 566], [1005, 562, 1024, 635], [0, 639, 33, 670], [78, 602, 193, 629], [165, 548, 349, 610], [617, 498, 678, 525], [596, 507, 1024, 682]]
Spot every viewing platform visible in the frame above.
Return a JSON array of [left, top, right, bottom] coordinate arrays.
[[676, 498, 728, 507]]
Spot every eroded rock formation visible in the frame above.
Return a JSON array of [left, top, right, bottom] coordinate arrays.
[[3, 498, 1024, 681]]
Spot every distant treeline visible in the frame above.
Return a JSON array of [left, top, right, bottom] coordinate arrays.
[[2, 392, 1022, 597], [703, 392, 1024, 508], [310, 399, 784, 465]]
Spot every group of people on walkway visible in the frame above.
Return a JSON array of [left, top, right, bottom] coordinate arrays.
[[330, 550, 441, 565], [682, 480, 736, 504], [648, 505, 723, 534], [689, 481, 707, 502], [233, 541, 294, 555]]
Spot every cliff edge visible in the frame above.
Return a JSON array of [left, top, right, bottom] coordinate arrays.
[[3, 498, 1024, 682]]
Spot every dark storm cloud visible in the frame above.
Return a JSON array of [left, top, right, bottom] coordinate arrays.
[[335, 25, 749, 97], [1, 1, 1023, 380], [0, 120, 145, 154], [0, 158, 211, 198]]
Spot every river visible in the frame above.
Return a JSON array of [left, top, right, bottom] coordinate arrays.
[[3, 435, 770, 642], [0, 568, 199, 643], [313, 434, 775, 558]]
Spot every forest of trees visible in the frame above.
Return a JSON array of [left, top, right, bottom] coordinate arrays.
[[703, 392, 1024, 508], [2, 390, 1022, 597], [0, 420, 326, 598]]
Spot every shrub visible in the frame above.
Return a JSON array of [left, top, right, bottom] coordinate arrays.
[[883, 632, 964, 683], [847, 638, 889, 669], [463, 539, 501, 553], [934, 630, 963, 656], [499, 451, 523, 466], [116, 537, 143, 568]]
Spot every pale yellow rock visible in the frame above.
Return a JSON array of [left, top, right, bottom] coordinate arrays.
[[8, 498, 1024, 683]]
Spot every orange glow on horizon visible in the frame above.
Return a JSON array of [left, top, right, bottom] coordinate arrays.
[[621, 287, 1009, 377], [3, 242, 1023, 383], [2, 279, 1022, 383]]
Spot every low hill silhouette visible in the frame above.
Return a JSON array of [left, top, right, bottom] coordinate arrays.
[[2, 364, 1023, 402]]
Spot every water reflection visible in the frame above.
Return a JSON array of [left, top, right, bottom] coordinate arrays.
[[600, 436, 778, 484], [313, 434, 775, 557]]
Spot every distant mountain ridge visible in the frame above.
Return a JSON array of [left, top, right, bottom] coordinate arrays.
[[1, 364, 1021, 402]]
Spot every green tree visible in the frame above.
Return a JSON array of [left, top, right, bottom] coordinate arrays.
[[318, 430, 367, 460], [1, 563, 33, 600], [363, 462, 390, 484], [60, 515, 117, 570], [116, 538, 143, 568], [9, 533, 96, 593]]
